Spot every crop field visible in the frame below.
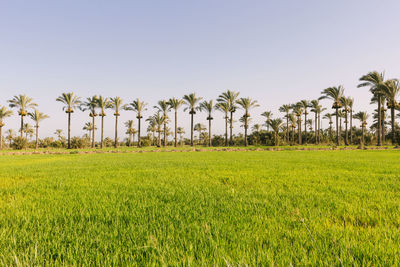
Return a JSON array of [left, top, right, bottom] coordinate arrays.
[[0, 150, 399, 265]]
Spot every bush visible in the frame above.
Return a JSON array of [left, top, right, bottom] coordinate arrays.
[[70, 136, 91, 149], [12, 137, 28, 150], [39, 137, 55, 148]]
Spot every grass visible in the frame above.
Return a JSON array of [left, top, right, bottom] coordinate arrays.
[[0, 150, 399, 265]]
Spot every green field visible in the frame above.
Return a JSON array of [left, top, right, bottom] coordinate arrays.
[[0, 150, 399, 265]]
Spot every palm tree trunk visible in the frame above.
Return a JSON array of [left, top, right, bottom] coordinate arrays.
[[377, 96, 382, 146], [174, 111, 177, 147], [101, 115, 104, 148], [35, 125, 39, 149], [391, 107, 395, 145], [190, 113, 194, 146], [158, 130, 161, 147], [163, 122, 167, 146], [114, 115, 118, 148], [229, 111, 233, 146], [304, 112, 307, 144], [128, 133, 132, 146], [291, 127, 295, 146], [350, 110, 353, 144], [298, 118, 302, 145], [344, 110, 348, 146], [92, 116, 95, 148], [314, 112, 317, 144], [224, 116, 228, 146], [208, 119, 212, 146], [382, 109, 386, 143], [286, 114, 289, 143], [20, 115, 24, 137], [335, 108, 339, 146], [0, 126, 3, 150], [67, 112, 71, 149], [318, 113, 321, 143], [138, 118, 141, 147], [362, 126, 365, 145], [244, 120, 248, 147]]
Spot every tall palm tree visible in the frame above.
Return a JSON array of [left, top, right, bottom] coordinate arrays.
[[8, 94, 37, 137], [217, 90, 239, 146], [237, 97, 259, 146], [310, 100, 320, 144], [194, 123, 206, 145], [279, 104, 291, 143], [183, 93, 202, 146], [56, 93, 81, 149], [126, 99, 147, 147], [268, 118, 283, 146], [319, 86, 344, 146], [154, 100, 170, 146], [261, 111, 273, 132], [110, 97, 125, 148], [340, 96, 352, 146], [80, 96, 99, 148], [177, 127, 185, 146], [83, 122, 96, 143], [354, 111, 369, 145], [168, 98, 184, 147], [0, 106, 13, 150], [199, 100, 215, 146], [125, 120, 135, 146], [28, 109, 49, 149], [292, 103, 304, 145], [150, 112, 165, 147], [215, 102, 230, 146], [381, 79, 399, 144], [358, 71, 386, 146], [96, 96, 111, 149], [299, 100, 311, 144]]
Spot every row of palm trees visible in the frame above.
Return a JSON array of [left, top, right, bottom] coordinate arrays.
[[1, 70, 399, 149]]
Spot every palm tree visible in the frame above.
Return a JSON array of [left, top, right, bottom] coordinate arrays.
[[279, 104, 291, 143], [0, 106, 13, 149], [5, 129, 15, 148], [323, 113, 334, 139], [288, 113, 297, 146], [382, 79, 400, 144], [194, 123, 206, 145], [110, 97, 125, 148], [215, 102, 230, 146], [8, 94, 37, 137], [183, 93, 202, 146], [97, 96, 111, 148], [147, 112, 165, 147], [261, 111, 273, 132], [252, 124, 262, 132], [146, 120, 157, 146], [217, 90, 239, 146], [56, 93, 81, 149], [319, 86, 344, 146], [268, 118, 283, 146], [292, 103, 303, 145], [125, 120, 135, 146], [23, 123, 34, 140], [310, 100, 320, 144], [28, 109, 49, 149], [237, 97, 259, 146], [299, 100, 311, 144], [154, 100, 170, 146], [177, 127, 185, 146], [199, 100, 215, 146], [348, 98, 354, 144], [358, 71, 386, 146], [54, 129, 64, 140], [168, 98, 184, 147], [340, 96, 352, 146], [126, 99, 147, 147], [354, 111, 369, 145], [80, 96, 99, 148], [83, 122, 96, 143]]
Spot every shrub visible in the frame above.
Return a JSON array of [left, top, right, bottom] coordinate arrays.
[[12, 137, 28, 150]]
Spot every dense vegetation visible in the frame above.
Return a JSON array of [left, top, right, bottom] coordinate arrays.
[[1, 70, 400, 150], [0, 150, 399, 265]]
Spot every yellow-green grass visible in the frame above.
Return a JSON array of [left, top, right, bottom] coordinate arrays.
[[0, 150, 399, 265]]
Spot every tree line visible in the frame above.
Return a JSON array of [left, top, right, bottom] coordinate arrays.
[[0, 70, 399, 150]]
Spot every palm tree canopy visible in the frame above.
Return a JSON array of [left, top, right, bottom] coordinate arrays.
[[215, 102, 230, 117], [353, 111, 369, 125], [110, 97, 126, 115], [268, 118, 283, 133], [279, 104, 291, 114], [183, 93, 202, 113], [28, 109, 49, 125], [168, 98, 184, 110], [8, 94, 37, 114], [261, 111, 273, 120], [80, 96, 99, 114], [358, 71, 385, 95], [154, 100, 170, 117], [56, 93, 81, 112], [319, 86, 345, 108], [382, 79, 400, 107], [97, 96, 111, 115], [237, 97, 259, 116], [199, 100, 215, 118], [0, 106, 13, 122], [217, 90, 240, 112]]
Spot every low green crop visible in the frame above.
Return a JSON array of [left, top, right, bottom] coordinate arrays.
[[0, 150, 399, 265]]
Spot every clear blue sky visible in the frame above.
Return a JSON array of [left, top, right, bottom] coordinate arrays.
[[1, 0, 400, 139]]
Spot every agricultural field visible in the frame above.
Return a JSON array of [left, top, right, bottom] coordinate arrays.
[[0, 150, 399, 265]]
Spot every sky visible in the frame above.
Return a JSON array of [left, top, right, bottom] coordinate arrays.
[[1, 0, 400, 140]]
